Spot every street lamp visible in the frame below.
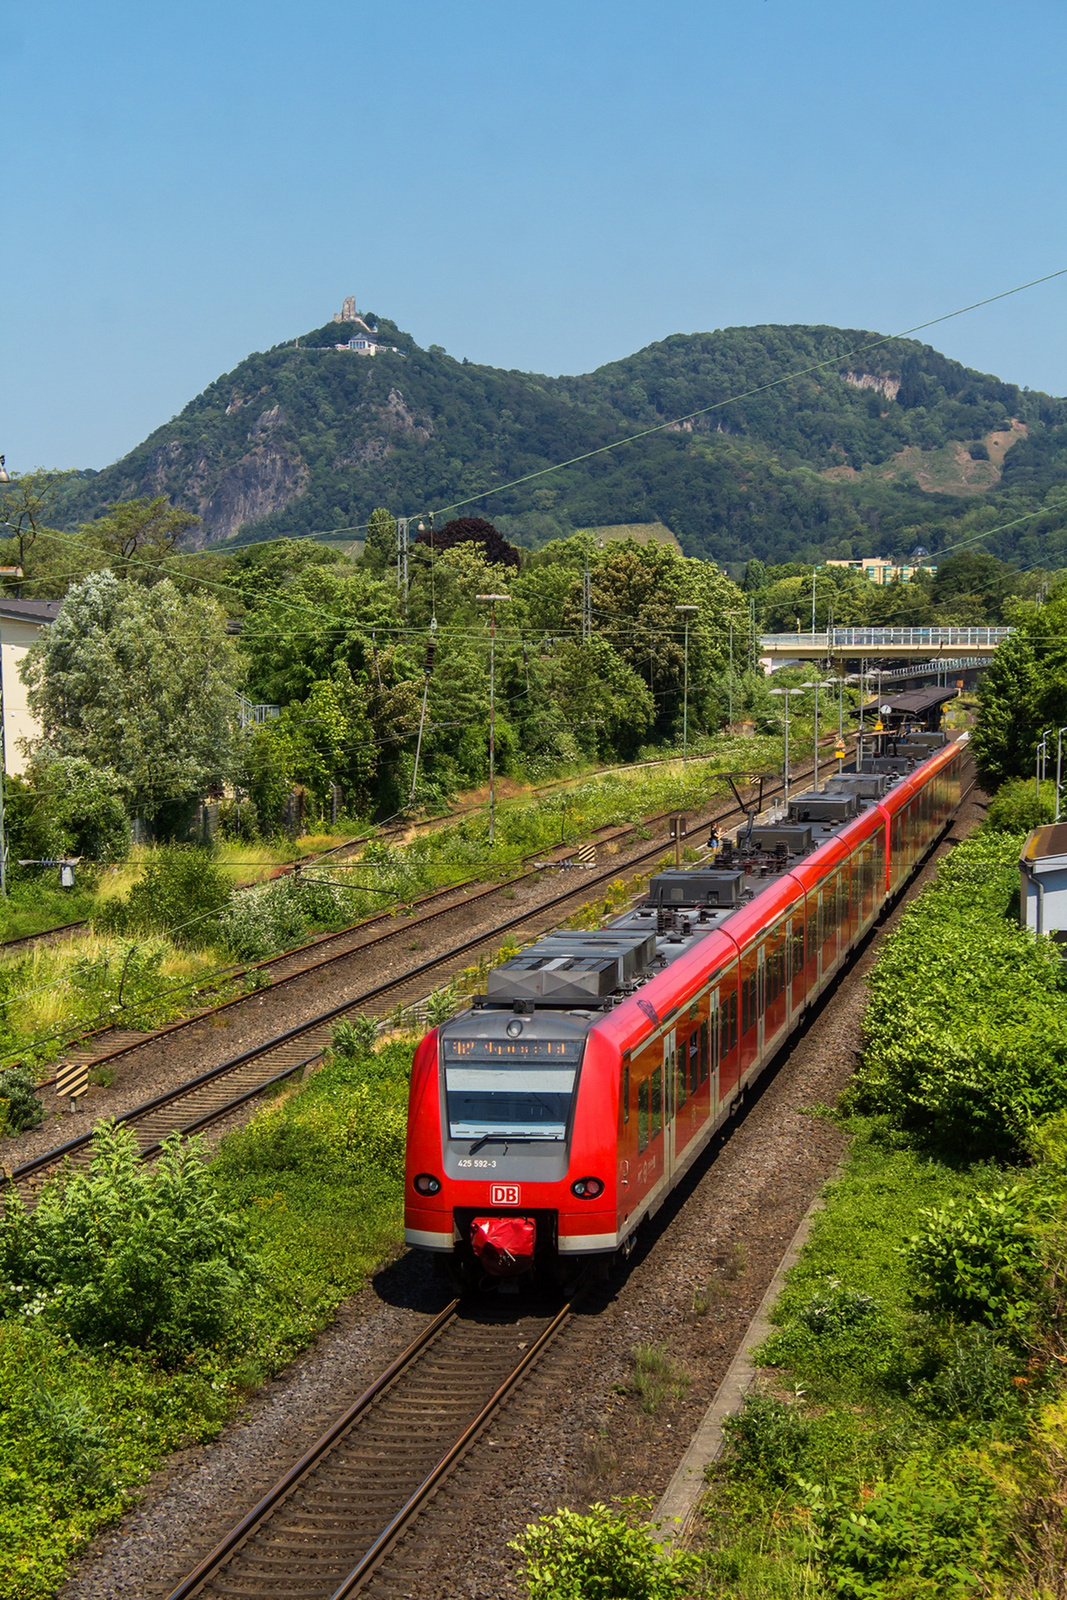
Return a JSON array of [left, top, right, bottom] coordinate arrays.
[[769, 686, 804, 807], [809, 680, 834, 794], [1056, 726, 1067, 822], [476, 594, 511, 845], [1037, 729, 1051, 803], [675, 604, 699, 766]]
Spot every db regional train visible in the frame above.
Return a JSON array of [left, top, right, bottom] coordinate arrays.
[[405, 731, 968, 1283]]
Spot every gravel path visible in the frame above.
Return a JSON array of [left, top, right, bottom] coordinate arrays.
[[57, 766, 968, 1600]]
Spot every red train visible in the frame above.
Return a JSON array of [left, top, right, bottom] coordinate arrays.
[[405, 733, 968, 1283]]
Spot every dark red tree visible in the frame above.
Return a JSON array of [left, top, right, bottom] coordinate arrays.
[[413, 516, 521, 569]]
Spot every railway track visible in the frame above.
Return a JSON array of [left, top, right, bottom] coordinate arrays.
[[150, 768, 980, 1600], [163, 1295, 574, 1600], [20, 749, 817, 1081], [5, 744, 855, 1193], [34, 740, 852, 1082], [2, 785, 776, 1191]]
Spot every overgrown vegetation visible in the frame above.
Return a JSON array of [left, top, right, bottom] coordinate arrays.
[[0, 1024, 413, 1598], [696, 826, 1067, 1599]]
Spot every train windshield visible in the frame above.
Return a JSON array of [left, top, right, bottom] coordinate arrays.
[[443, 1036, 583, 1140]]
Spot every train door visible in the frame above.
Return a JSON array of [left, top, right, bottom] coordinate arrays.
[[787, 913, 805, 1017], [757, 944, 766, 1058], [739, 943, 760, 1074], [707, 988, 721, 1112], [718, 964, 740, 1100], [664, 1028, 678, 1182]]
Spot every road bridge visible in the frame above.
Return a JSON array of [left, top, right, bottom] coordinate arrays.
[[760, 626, 1010, 667]]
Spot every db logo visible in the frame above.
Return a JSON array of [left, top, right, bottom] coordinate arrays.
[[490, 1183, 521, 1206]]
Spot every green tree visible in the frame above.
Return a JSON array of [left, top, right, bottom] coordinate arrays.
[[21, 571, 241, 824], [11, 754, 130, 862], [972, 632, 1043, 787], [80, 496, 201, 581], [363, 506, 397, 575]]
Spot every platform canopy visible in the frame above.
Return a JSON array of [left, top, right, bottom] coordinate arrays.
[[859, 687, 958, 729]]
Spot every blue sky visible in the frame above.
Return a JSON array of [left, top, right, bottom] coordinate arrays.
[[4, 0, 1067, 470]]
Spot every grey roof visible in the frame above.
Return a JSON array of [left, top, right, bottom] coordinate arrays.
[[0, 599, 62, 625], [860, 688, 959, 717]]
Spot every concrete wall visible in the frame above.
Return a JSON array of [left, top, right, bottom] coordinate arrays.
[[1, 617, 45, 775]]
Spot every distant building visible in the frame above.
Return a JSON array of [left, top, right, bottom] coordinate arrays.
[[333, 332, 380, 355], [825, 556, 935, 584], [0, 598, 61, 775]]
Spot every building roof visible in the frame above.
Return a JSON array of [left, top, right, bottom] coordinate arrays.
[[0, 599, 62, 625], [860, 688, 959, 718], [1021, 824, 1067, 865]]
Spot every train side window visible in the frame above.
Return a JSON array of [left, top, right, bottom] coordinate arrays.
[[689, 1029, 700, 1094], [623, 1061, 630, 1124], [638, 1077, 649, 1152], [699, 1020, 709, 1084], [651, 1067, 663, 1140]]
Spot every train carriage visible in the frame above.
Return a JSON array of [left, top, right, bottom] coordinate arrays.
[[405, 733, 967, 1282]]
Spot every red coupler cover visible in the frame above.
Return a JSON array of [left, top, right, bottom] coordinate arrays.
[[470, 1215, 537, 1276]]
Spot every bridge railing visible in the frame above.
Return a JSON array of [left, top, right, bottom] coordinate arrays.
[[761, 627, 1012, 651]]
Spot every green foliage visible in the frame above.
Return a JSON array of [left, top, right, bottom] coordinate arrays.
[[722, 1395, 811, 1488], [628, 1343, 689, 1414], [905, 1186, 1047, 1331], [330, 1014, 378, 1060], [511, 1501, 701, 1600], [0, 1066, 43, 1135], [53, 320, 1067, 575], [7, 755, 129, 863], [984, 777, 1056, 832], [972, 632, 1044, 787], [20, 570, 241, 824], [217, 873, 353, 960], [849, 830, 1067, 1158], [96, 845, 233, 945], [362, 506, 397, 574], [808, 1453, 1009, 1599], [0, 1123, 254, 1363]]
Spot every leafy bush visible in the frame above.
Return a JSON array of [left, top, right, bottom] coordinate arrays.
[[722, 1395, 812, 1488], [7, 756, 130, 864], [917, 1329, 1018, 1422], [906, 1186, 1047, 1332], [808, 1453, 1010, 1599], [0, 1122, 255, 1362], [984, 778, 1056, 833], [217, 874, 351, 961], [797, 1281, 880, 1336], [0, 1066, 43, 1135], [511, 1501, 700, 1600], [331, 1015, 378, 1061], [217, 795, 259, 842], [851, 831, 1067, 1158], [96, 845, 232, 945]]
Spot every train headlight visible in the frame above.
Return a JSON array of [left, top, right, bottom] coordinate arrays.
[[571, 1176, 605, 1199], [413, 1173, 442, 1195]]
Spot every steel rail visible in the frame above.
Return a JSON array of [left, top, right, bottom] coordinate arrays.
[[5, 747, 856, 1191], [5, 743, 859, 1191], [161, 1296, 573, 1600], [160, 1299, 461, 1600]]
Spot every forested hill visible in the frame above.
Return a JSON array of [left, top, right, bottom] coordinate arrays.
[[55, 317, 1067, 570]]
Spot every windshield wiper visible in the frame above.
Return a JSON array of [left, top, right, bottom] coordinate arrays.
[[467, 1134, 563, 1154]]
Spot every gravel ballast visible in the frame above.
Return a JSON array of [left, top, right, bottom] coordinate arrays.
[[56, 783, 984, 1600]]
